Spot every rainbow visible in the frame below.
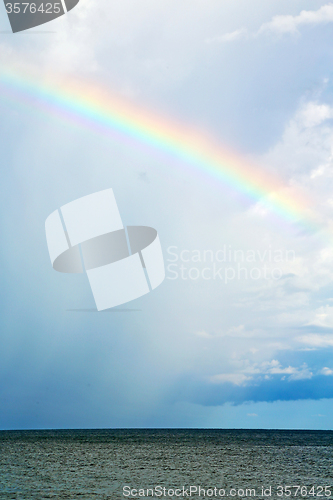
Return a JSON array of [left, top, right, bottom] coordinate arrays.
[[0, 67, 319, 232]]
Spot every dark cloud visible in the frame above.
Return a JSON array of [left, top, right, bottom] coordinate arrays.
[[173, 374, 333, 407]]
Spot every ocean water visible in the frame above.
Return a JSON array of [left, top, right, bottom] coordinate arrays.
[[0, 429, 332, 499]]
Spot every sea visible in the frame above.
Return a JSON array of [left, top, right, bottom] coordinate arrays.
[[0, 429, 332, 500]]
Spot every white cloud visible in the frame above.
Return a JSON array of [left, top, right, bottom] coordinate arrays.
[[209, 373, 251, 386], [206, 28, 247, 44], [320, 367, 333, 375], [258, 4, 333, 36], [269, 101, 333, 173], [298, 102, 333, 128], [246, 360, 313, 380], [209, 360, 313, 387], [288, 367, 313, 381], [195, 330, 213, 339], [307, 305, 333, 328], [211, 4, 333, 44], [194, 325, 246, 339], [247, 413, 258, 417], [296, 334, 333, 347], [262, 96, 333, 235], [228, 325, 245, 335]]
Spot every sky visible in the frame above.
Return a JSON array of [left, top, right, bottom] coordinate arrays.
[[1, 0, 333, 429]]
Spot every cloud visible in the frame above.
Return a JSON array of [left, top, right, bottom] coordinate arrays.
[[209, 373, 251, 386], [296, 334, 333, 347], [195, 330, 214, 339], [247, 413, 258, 417], [321, 367, 333, 376], [243, 360, 313, 381], [210, 4, 333, 44], [262, 96, 333, 237], [264, 97, 333, 172], [208, 361, 313, 390], [261, 360, 313, 380], [206, 28, 248, 44], [307, 306, 333, 328], [258, 4, 333, 36], [177, 374, 333, 406], [298, 102, 333, 128], [194, 325, 245, 339]]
